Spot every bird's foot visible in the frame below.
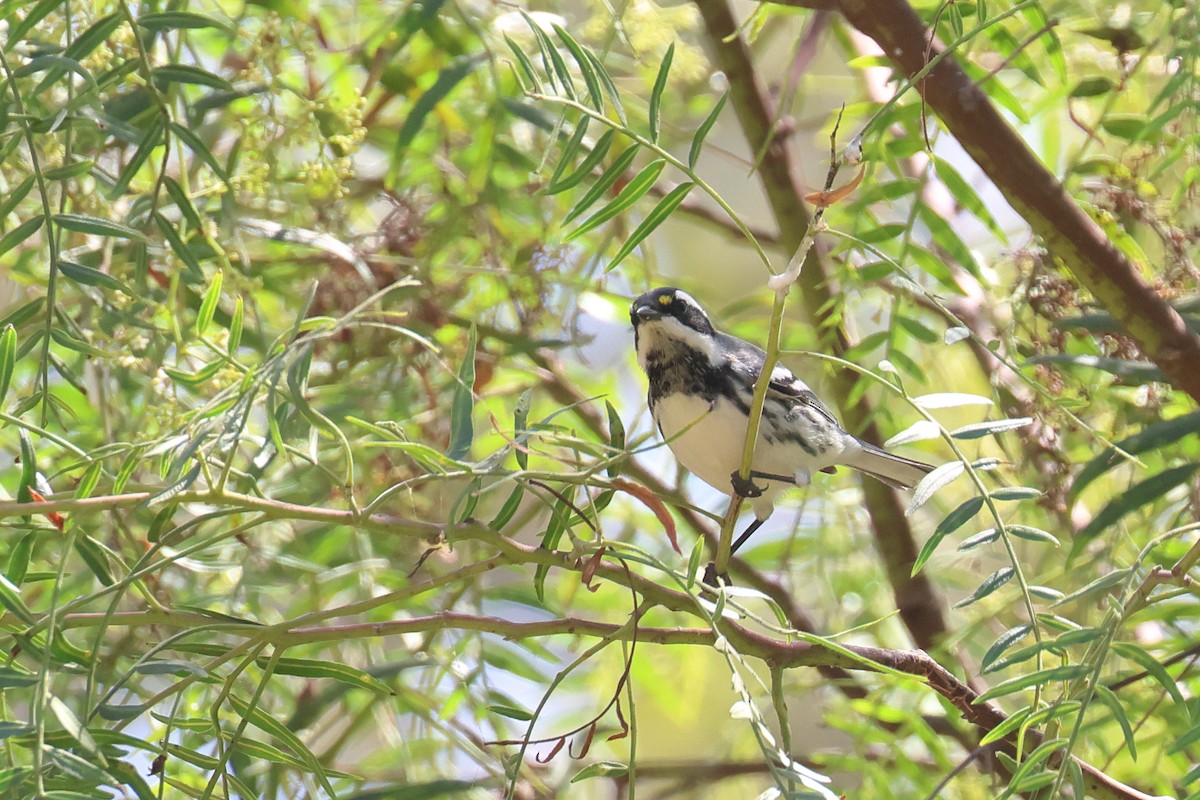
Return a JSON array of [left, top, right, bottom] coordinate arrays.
[[729, 471, 764, 498], [702, 562, 733, 588]]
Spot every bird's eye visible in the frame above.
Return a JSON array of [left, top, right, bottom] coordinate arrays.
[[658, 294, 673, 307]]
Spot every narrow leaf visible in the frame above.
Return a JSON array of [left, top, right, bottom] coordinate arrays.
[[906, 460, 965, 514], [648, 42, 674, 143], [975, 665, 1091, 703], [1112, 642, 1186, 710], [447, 325, 477, 461], [553, 25, 603, 110], [562, 143, 640, 224], [981, 624, 1033, 672], [54, 213, 147, 241], [195, 271, 223, 336], [953, 567, 1014, 608], [951, 417, 1033, 439], [0, 216, 45, 257], [546, 129, 615, 195], [605, 181, 693, 270], [689, 90, 727, 168], [567, 159, 666, 240], [912, 392, 993, 409], [0, 325, 15, 406]]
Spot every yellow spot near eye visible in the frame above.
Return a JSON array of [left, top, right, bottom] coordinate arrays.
[[658, 294, 673, 306]]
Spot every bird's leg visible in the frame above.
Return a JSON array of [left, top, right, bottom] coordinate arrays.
[[748, 470, 795, 485], [728, 470, 764, 498], [730, 517, 766, 557], [703, 516, 768, 588]]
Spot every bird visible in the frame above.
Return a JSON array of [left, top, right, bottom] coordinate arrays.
[[630, 286, 934, 564]]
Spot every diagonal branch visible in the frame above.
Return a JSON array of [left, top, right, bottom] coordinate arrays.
[[691, 0, 950, 651], [770, 0, 1200, 404]]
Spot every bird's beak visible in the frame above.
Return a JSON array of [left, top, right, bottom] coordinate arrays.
[[633, 304, 663, 322]]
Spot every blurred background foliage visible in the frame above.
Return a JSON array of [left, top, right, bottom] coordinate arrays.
[[0, 0, 1197, 798]]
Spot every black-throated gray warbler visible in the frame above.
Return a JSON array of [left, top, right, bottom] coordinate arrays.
[[631, 287, 934, 557]]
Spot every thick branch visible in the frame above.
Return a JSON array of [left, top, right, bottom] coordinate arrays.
[[779, 0, 1200, 404], [691, 0, 949, 651], [58, 595, 1153, 800]]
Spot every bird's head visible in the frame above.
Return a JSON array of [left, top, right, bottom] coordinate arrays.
[[630, 287, 717, 365]]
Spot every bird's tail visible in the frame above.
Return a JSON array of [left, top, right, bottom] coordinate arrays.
[[842, 442, 934, 490]]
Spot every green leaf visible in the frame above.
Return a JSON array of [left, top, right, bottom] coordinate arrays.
[[1071, 412, 1200, 499], [195, 270, 223, 336], [0, 175, 35, 221], [1111, 642, 1187, 710], [153, 212, 205, 277], [571, 761, 628, 782], [503, 34, 542, 92], [489, 484, 525, 531], [0, 325, 15, 407], [547, 118, 591, 189], [980, 624, 1033, 672], [648, 42, 674, 143], [169, 122, 229, 179], [1051, 568, 1130, 607], [446, 325, 477, 461], [58, 260, 131, 294], [582, 48, 626, 125], [514, 388, 531, 470], [953, 567, 1013, 608], [932, 155, 1005, 239], [605, 399, 625, 478], [488, 703, 534, 721], [1026, 352, 1163, 383], [604, 181, 693, 270], [950, 417, 1032, 439], [7, 0, 62, 43], [546, 129, 615, 195], [911, 392, 992, 409], [1007, 525, 1059, 546], [562, 143, 640, 224], [553, 25, 603, 111], [0, 574, 34, 626], [74, 535, 115, 586], [975, 665, 1091, 703], [0, 216, 45, 257], [109, 115, 165, 199], [1092, 684, 1136, 761], [936, 496, 985, 536], [958, 527, 999, 551], [394, 54, 485, 157], [991, 486, 1041, 501], [154, 63, 233, 90], [689, 90, 727, 169], [42, 159, 95, 181], [1075, 464, 1200, 549], [567, 159, 666, 240], [534, 498, 570, 603], [54, 213, 147, 241], [138, 11, 231, 31], [1071, 76, 1115, 98], [520, 11, 574, 99], [228, 296, 244, 354]]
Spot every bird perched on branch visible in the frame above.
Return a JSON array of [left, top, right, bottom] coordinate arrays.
[[630, 287, 933, 563]]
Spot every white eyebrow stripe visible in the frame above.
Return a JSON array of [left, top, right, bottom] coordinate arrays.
[[673, 290, 706, 316]]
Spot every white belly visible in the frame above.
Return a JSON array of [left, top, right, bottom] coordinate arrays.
[[654, 394, 845, 505], [654, 394, 746, 494]]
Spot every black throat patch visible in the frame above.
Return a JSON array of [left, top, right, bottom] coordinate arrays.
[[641, 338, 741, 412]]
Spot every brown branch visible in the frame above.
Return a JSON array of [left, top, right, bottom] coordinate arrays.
[[691, 0, 950, 652], [59, 585, 1153, 800], [774, 0, 1200, 404]]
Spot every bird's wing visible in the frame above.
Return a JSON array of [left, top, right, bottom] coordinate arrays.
[[720, 333, 842, 429]]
